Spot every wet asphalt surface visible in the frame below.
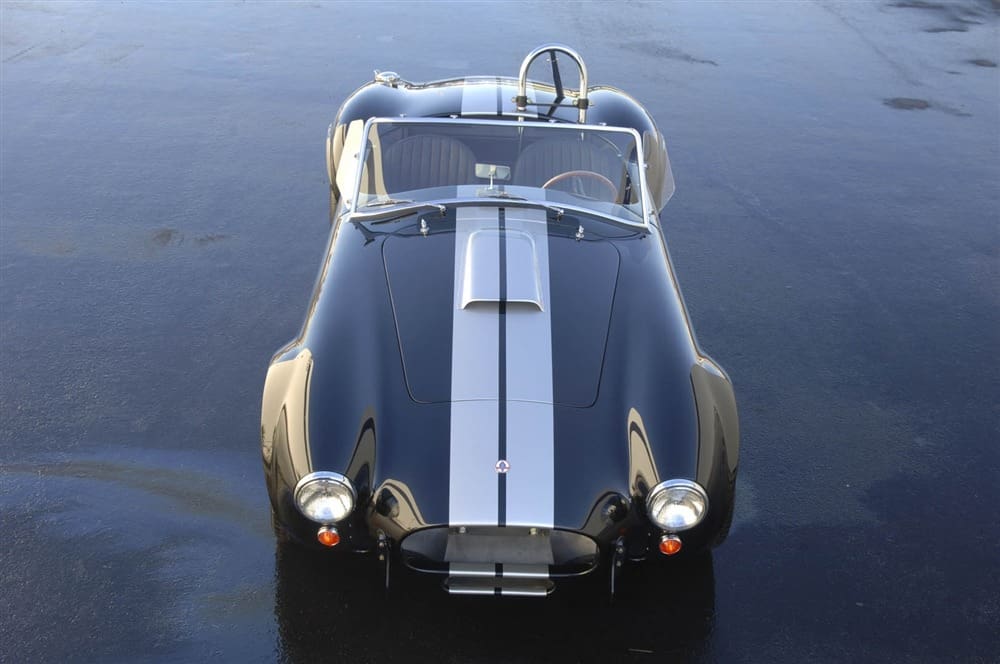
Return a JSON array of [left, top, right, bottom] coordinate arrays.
[[1, 1, 998, 662]]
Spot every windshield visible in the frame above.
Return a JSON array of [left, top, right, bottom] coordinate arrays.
[[354, 119, 647, 224]]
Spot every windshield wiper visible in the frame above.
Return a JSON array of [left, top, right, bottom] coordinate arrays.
[[345, 202, 448, 225], [363, 198, 415, 208]]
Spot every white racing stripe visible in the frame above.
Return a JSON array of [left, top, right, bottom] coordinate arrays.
[[502, 209, 554, 528], [448, 205, 554, 530], [460, 77, 537, 119], [450, 68, 552, 534], [449, 207, 501, 525], [460, 78, 499, 117]]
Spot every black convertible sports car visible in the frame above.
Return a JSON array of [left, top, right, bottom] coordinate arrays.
[[261, 45, 739, 597]]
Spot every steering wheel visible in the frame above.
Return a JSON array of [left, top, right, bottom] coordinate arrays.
[[542, 170, 618, 202]]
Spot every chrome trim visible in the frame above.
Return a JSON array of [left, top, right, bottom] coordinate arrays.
[[516, 44, 589, 123], [645, 479, 709, 532], [502, 564, 551, 579], [293, 471, 357, 524], [445, 562, 550, 580], [447, 563, 497, 577], [351, 116, 651, 230], [374, 70, 402, 87], [445, 576, 553, 596]]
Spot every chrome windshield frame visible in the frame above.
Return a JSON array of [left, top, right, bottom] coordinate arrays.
[[349, 117, 652, 231]]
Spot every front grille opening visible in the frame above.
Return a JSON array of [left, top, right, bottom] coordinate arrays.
[[400, 526, 599, 577]]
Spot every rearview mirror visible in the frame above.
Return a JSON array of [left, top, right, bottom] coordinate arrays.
[[475, 163, 511, 181]]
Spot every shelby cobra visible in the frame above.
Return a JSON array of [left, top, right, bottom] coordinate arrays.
[[261, 45, 739, 596]]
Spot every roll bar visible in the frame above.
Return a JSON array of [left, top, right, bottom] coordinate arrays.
[[515, 44, 590, 123]]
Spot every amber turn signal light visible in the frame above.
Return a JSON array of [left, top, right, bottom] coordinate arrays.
[[317, 526, 340, 547], [659, 534, 682, 556]]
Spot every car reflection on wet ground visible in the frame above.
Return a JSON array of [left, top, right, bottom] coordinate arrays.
[[1, 1, 998, 662]]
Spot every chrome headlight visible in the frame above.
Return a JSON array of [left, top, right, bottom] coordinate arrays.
[[645, 479, 709, 532], [294, 471, 356, 525]]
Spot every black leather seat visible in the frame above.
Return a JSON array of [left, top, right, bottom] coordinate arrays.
[[511, 138, 624, 190], [382, 134, 477, 193]]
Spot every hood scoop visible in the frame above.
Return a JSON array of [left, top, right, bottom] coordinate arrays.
[[461, 229, 543, 310]]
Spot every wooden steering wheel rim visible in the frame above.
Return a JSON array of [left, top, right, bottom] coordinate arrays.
[[542, 170, 618, 201]]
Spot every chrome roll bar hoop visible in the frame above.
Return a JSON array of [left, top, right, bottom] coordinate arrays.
[[516, 43, 590, 123]]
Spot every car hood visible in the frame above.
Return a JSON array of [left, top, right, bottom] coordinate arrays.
[[382, 206, 620, 407], [301, 205, 702, 532]]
